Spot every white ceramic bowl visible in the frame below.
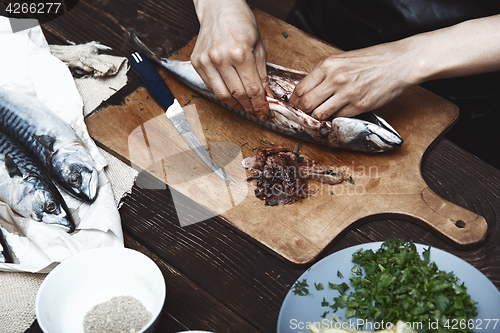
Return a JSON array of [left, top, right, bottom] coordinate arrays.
[[36, 247, 166, 333]]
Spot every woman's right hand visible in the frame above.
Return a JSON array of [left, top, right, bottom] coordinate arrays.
[[192, 0, 270, 122]]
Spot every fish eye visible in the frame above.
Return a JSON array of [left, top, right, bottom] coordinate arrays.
[[69, 173, 82, 186], [46, 201, 57, 213], [365, 142, 375, 151]]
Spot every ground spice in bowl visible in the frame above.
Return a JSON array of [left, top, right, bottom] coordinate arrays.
[[82, 295, 152, 333]]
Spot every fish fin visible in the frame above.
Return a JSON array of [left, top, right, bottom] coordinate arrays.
[[356, 112, 403, 141], [33, 134, 56, 152], [4, 155, 23, 178], [372, 113, 402, 140]]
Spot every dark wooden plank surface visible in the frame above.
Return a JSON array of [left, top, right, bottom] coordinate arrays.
[[25, 0, 500, 332]]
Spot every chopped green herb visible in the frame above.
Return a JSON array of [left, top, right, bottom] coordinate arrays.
[[173, 50, 179, 55], [332, 239, 478, 332], [320, 311, 330, 318], [282, 31, 289, 38], [330, 191, 334, 195], [337, 270, 344, 279], [351, 265, 362, 276], [292, 279, 309, 296], [265, 200, 278, 206], [330, 294, 349, 312], [345, 176, 354, 184], [293, 152, 304, 163], [328, 282, 349, 295], [344, 307, 357, 319], [321, 297, 329, 307], [315, 282, 324, 291]]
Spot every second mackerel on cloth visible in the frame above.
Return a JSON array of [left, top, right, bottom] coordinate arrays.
[[0, 131, 74, 232], [131, 33, 403, 153], [0, 88, 98, 203]]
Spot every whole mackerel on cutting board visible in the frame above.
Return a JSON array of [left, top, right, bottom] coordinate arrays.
[[131, 32, 403, 153]]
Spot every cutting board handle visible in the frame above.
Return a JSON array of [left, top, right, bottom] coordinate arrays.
[[413, 187, 488, 248]]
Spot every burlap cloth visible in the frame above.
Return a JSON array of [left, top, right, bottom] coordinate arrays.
[[0, 41, 138, 333]]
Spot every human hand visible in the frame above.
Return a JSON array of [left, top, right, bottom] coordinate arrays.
[[288, 41, 417, 120], [191, 0, 270, 121]]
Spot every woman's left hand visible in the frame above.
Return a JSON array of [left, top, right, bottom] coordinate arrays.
[[288, 41, 417, 119]]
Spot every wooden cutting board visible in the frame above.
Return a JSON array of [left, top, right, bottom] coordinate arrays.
[[86, 9, 487, 265]]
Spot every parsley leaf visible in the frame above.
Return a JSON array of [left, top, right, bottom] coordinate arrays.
[[293, 152, 304, 163], [292, 279, 309, 296], [329, 282, 349, 295], [344, 176, 354, 184]]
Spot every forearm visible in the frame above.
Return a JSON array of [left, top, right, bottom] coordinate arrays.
[[193, 0, 250, 25], [405, 14, 500, 84]]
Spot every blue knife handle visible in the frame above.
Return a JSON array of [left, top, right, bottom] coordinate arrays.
[[130, 52, 175, 110]]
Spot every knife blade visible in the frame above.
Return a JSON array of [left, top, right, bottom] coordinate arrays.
[[129, 52, 238, 187]]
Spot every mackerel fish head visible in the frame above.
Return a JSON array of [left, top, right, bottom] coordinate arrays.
[[329, 113, 403, 152], [16, 176, 75, 232], [52, 144, 98, 203]]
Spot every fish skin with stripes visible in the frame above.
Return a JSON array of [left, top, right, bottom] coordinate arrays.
[[0, 88, 98, 203], [0, 130, 74, 233]]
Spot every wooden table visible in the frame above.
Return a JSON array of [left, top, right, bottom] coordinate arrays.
[[27, 0, 500, 332]]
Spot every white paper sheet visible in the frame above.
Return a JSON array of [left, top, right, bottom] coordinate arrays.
[[0, 17, 124, 273]]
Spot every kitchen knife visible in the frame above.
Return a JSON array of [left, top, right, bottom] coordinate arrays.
[[130, 52, 238, 187]]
